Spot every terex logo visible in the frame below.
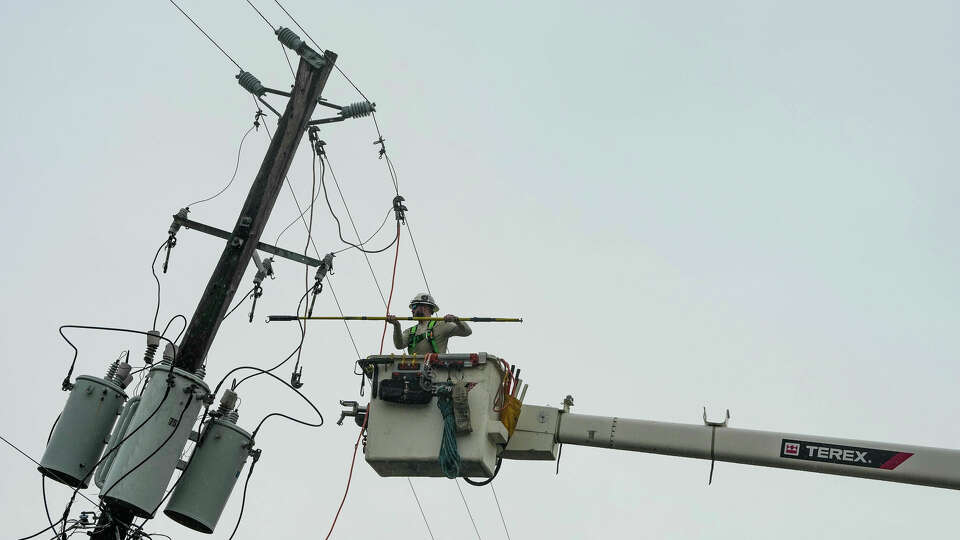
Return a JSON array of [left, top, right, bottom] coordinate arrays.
[[805, 445, 869, 464], [780, 439, 914, 470]]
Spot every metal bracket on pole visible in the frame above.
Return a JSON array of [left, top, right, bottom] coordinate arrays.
[[171, 213, 324, 267]]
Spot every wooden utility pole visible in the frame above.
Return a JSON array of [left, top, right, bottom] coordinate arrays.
[[175, 51, 336, 373], [89, 50, 337, 540]]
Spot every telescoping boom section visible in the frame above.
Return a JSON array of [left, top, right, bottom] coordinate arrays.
[[514, 408, 960, 490]]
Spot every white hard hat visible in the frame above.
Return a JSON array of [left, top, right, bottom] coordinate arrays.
[[409, 292, 439, 313]]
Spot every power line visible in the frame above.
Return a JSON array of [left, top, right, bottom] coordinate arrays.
[[321, 152, 390, 305], [243, 0, 276, 31], [167, 0, 243, 71], [490, 484, 512, 540], [185, 125, 256, 208], [455, 479, 482, 539], [405, 217, 432, 296], [407, 478, 436, 540]]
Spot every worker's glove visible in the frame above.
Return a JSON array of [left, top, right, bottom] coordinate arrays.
[[443, 314, 459, 323]]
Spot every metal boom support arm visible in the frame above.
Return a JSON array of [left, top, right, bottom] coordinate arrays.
[[554, 412, 960, 490]]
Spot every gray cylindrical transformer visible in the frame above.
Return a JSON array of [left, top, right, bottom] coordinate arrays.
[[39, 375, 127, 488], [164, 419, 254, 533], [99, 364, 208, 518], [94, 396, 141, 488]]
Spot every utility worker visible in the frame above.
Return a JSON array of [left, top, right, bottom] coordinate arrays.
[[387, 293, 472, 354]]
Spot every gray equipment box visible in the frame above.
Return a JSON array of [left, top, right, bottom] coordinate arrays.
[[365, 353, 509, 477]]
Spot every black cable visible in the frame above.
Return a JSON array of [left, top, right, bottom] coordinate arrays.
[[16, 519, 66, 540], [331, 208, 393, 255], [41, 414, 60, 540], [150, 239, 167, 331], [262, 123, 324, 262], [319, 153, 399, 255], [462, 456, 503, 486], [161, 314, 187, 345], [226, 457, 258, 540], [101, 393, 194, 500], [209, 365, 324, 436], [185, 125, 255, 208], [455, 479, 482, 540], [167, 0, 243, 71], [405, 217, 432, 296], [58, 325, 178, 391], [243, 0, 275, 30], [234, 284, 314, 388], [223, 286, 257, 321], [490, 483, 512, 540]]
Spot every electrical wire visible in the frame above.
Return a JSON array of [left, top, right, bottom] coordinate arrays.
[[185, 125, 255, 208], [0, 433, 109, 539], [222, 285, 257, 321], [325, 218, 402, 540], [324, 404, 368, 540], [320, 153, 399, 255], [243, 0, 275, 31], [226, 457, 258, 540], [490, 484, 512, 540], [150, 239, 167, 331], [407, 478, 436, 540], [101, 393, 194, 500], [405, 217, 432, 296], [271, 0, 371, 105], [167, 0, 243, 71], [210, 365, 324, 435], [161, 314, 187, 345], [58, 325, 178, 396], [455, 479, 482, 540], [233, 283, 314, 388]]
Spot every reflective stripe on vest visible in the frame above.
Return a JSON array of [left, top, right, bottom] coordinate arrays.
[[408, 320, 439, 354]]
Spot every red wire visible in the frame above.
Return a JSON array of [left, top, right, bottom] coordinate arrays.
[[325, 222, 401, 539]]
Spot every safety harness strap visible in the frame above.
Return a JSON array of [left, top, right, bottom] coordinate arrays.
[[408, 320, 439, 354]]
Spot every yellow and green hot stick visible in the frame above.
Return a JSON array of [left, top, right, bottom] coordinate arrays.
[[266, 315, 523, 323]]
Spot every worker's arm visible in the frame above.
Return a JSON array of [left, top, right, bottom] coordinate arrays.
[[387, 315, 407, 349], [441, 314, 472, 337]]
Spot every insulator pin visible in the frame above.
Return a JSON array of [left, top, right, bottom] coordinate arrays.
[[236, 71, 266, 97], [275, 27, 303, 51], [340, 101, 376, 119]]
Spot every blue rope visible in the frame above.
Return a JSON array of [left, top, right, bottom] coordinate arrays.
[[437, 390, 461, 479]]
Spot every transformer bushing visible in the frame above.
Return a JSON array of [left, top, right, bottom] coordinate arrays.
[[164, 417, 255, 533], [39, 375, 127, 488], [99, 364, 208, 518]]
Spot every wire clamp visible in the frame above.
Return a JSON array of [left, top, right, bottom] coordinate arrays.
[[164, 208, 190, 273], [393, 195, 407, 224], [290, 365, 304, 389], [374, 136, 387, 159], [703, 407, 730, 485]]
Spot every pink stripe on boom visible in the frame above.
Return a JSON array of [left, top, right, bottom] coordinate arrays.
[[879, 452, 914, 470]]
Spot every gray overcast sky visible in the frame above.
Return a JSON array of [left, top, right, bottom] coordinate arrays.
[[2, 1, 958, 538]]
